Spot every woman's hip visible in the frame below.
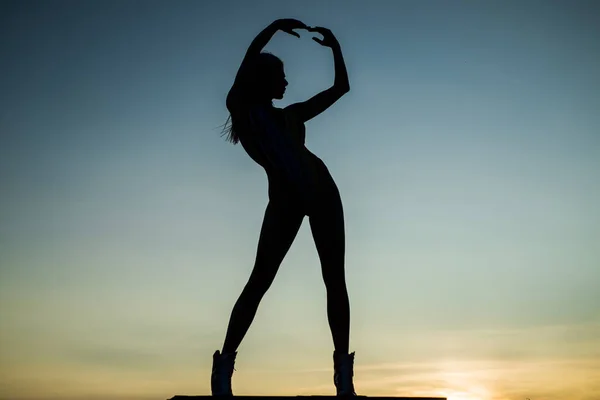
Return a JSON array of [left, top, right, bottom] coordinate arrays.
[[268, 176, 341, 216]]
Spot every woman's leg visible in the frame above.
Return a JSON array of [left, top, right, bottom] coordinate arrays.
[[221, 200, 305, 354], [308, 183, 350, 354]]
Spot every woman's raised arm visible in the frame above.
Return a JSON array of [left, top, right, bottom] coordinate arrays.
[[285, 26, 350, 123]]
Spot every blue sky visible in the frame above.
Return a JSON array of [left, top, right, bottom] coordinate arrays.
[[1, 1, 599, 399]]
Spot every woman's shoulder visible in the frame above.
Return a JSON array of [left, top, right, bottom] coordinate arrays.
[[230, 105, 276, 141], [282, 105, 304, 125], [230, 103, 276, 118]]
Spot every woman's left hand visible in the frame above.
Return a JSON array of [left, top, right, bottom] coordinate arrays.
[[307, 26, 340, 48]]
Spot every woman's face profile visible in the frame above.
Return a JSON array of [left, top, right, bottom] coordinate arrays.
[[247, 54, 288, 103], [265, 62, 287, 100]]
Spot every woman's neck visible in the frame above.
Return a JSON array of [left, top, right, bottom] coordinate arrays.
[[255, 98, 274, 109]]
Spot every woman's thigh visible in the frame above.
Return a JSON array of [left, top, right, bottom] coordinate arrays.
[[308, 182, 345, 283], [247, 200, 305, 288]]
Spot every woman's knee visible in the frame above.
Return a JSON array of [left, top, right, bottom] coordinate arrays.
[[322, 270, 348, 293], [243, 270, 276, 299]]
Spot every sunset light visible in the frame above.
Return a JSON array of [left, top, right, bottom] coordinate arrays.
[[1, 1, 599, 400]]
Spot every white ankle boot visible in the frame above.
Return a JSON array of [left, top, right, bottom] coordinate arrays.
[[211, 350, 236, 396], [333, 351, 357, 396]]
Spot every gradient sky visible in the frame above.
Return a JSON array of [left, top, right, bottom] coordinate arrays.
[[1, 1, 599, 399]]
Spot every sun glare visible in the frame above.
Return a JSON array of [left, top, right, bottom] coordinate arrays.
[[435, 389, 487, 400], [428, 363, 493, 400]]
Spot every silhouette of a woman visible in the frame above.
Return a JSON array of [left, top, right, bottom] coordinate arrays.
[[212, 18, 354, 396]]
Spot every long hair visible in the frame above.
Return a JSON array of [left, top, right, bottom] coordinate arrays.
[[220, 52, 282, 145], [220, 114, 237, 144]]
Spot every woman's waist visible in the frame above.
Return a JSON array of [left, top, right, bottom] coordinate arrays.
[[262, 148, 323, 174], [266, 160, 330, 188], [301, 151, 326, 176]]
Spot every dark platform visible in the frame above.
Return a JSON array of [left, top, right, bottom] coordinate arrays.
[[169, 397, 446, 400]]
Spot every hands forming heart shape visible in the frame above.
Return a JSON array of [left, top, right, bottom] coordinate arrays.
[[275, 18, 340, 49]]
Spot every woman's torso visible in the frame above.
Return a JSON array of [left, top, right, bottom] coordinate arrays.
[[237, 106, 333, 194]]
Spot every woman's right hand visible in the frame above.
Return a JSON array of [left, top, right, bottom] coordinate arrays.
[[274, 18, 309, 38]]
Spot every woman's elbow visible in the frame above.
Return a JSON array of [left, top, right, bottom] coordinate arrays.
[[335, 83, 350, 95]]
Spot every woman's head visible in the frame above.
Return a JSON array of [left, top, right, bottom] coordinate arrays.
[[221, 52, 287, 144], [246, 52, 288, 102]]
